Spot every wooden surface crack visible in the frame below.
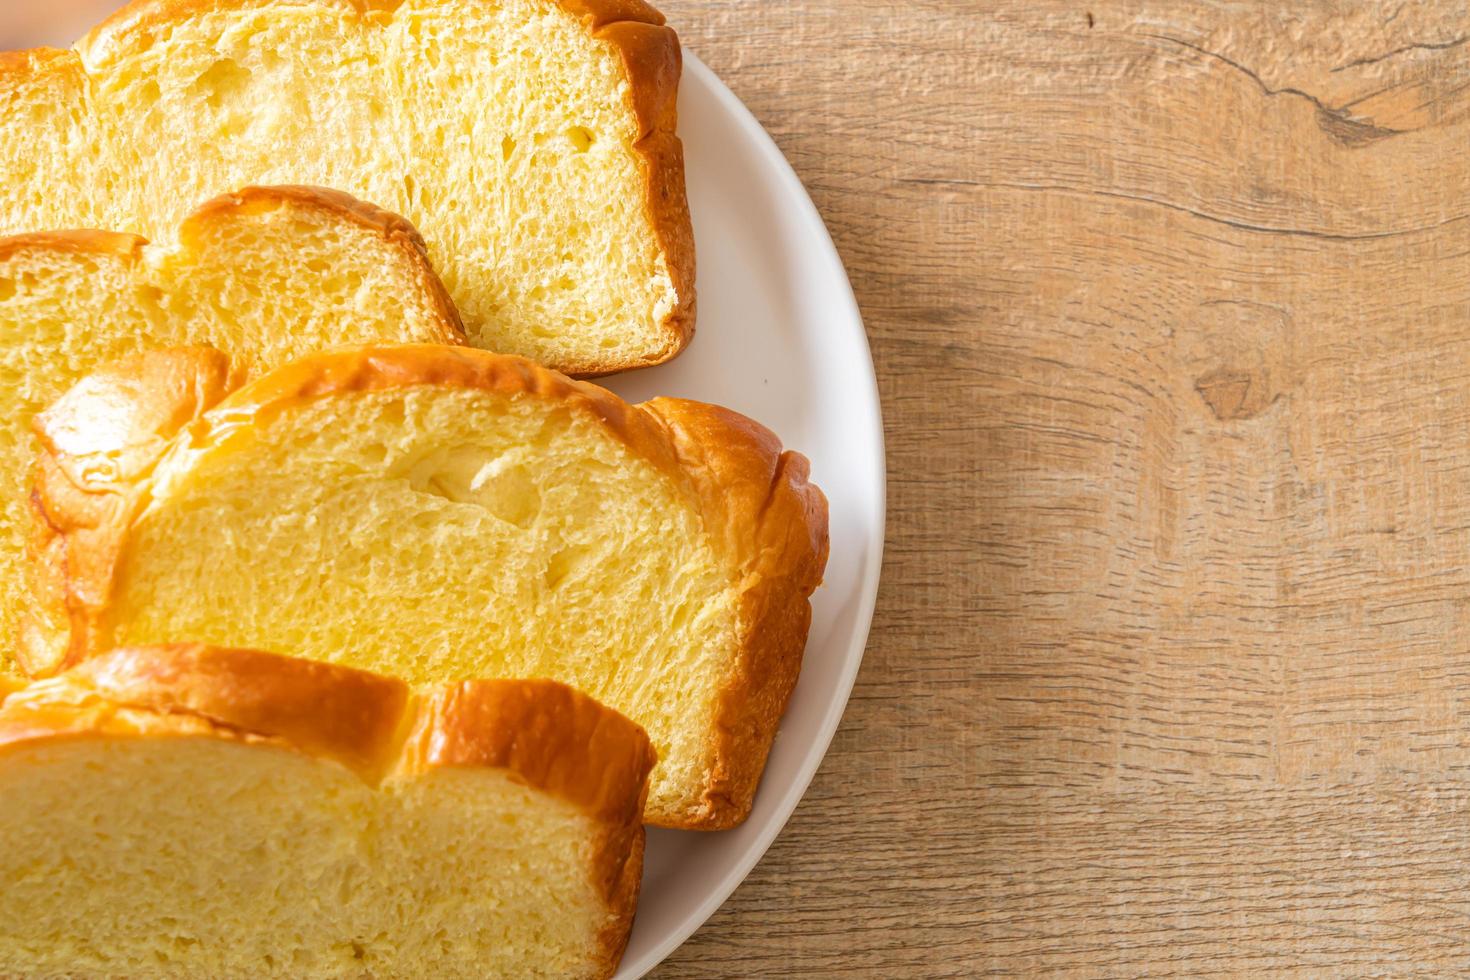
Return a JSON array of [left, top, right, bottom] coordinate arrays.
[[898, 178, 1470, 241], [1143, 32, 1412, 143], [1330, 34, 1470, 73]]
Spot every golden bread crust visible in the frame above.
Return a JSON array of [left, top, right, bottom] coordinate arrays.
[[641, 399, 831, 827], [556, 0, 666, 29], [0, 687, 259, 747], [184, 185, 467, 343], [597, 825, 646, 977], [25, 348, 242, 677], [1, 643, 655, 817], [0, 186, 465, 348], [73, 645, 412, 776], [0, 47, 79, 90], [0, 229, 146, 263], [404, 677, 656, 825], [5, 644, 410, 776], [404, 675, 655, 974], [189, 185, 428, 255], [585, 16, 696, 370], [203, 343, 682, 456], [28, 344, 828, 828], [59, 0, 694, 375]]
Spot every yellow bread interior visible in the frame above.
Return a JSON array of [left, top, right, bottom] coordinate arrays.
[[30, 346, 830, 828], [0, 647, 653, 979], [0, 741, 610, 978], [114, 387, 735, 826], [0, 191, 461, 680], [0, 0, 691, 374]]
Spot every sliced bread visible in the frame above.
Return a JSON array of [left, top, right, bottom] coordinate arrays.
[[0, 185, 463, 681], [0, 0, 694, 375], [27, 344, 829, 829], [0, 643, 653, 978]]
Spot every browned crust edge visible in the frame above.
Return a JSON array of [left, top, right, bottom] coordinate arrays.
[[403, 676, 657, 825], [0, 644, 654, 976], [23, 347, 243, 678], [596, 824, 646, 977], [0, 645, 656, 807], [403, 675, 656, 977], [557, 0, 694, 373], [64, 0, 694, 376], [28, 344, 829, 828], [586, 17, 696, 374], [11, 643, 412, 776], [0, 228, 146, 263], [184, 185, 468, 345], [641, 399, 831, 829], [0, 46, 79, 91], [0, 185, 466, 347]]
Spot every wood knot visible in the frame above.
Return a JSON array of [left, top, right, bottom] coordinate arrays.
[[1180, 301, 1294, 422], [1315, 106, 1399, 148], [1194, 369, 1271, 421]]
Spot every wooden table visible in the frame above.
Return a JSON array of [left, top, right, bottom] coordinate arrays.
[[651, 1, 1470, 975], [5, 1, 1469, 975]]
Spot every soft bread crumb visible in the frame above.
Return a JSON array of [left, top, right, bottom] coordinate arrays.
[[0, 649, 652, 978], [0, 190, 461, 681], [118, 386, 738, 825], [31, 346, 831, 829], [0, 0, 692, 375]]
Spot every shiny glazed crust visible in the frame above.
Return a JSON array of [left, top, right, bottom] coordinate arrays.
[[404, 676, 653, 975], [0, 228, 146, 263], [0, 185, 466, 346], [641, 399, 831, 826], [27, 344, 829, 829], [0, 47, 87, 99], [0, 644, 655, 978], [2, 0, 694, 376]]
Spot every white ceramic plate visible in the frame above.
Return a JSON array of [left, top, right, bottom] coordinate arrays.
[[599, 53, 885, 977]]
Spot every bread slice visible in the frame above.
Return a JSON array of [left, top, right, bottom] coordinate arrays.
[[0, 186, 463, 683], [0, 0, 694, 376], [0, 643, 654, 979], [27, 344, 829, 829]]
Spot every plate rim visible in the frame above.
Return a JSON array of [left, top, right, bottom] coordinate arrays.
[[621, 50, 888, 978]]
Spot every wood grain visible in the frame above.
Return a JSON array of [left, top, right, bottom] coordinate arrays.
[[3, 0, 1469, 975], [646, 0, 1470, 976]]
